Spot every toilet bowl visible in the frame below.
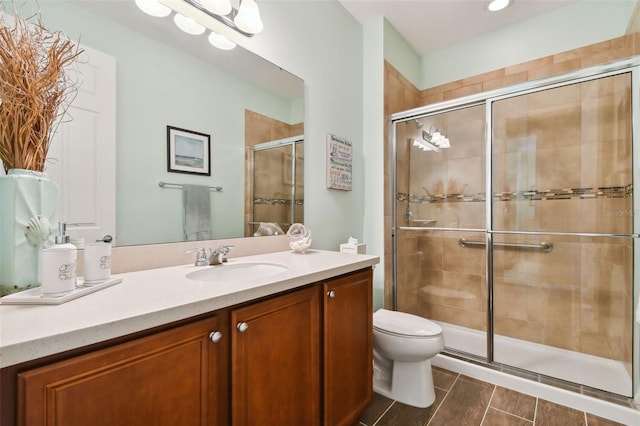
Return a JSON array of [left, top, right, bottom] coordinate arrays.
[[373, 309, 444, 408]]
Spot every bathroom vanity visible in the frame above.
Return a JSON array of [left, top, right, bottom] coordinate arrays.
[[0, 250, 378, 426]]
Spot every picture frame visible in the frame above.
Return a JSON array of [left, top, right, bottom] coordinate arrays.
[[167, 126, 211, 176]]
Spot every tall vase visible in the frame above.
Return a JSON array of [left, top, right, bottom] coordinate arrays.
[[0, 169, 59, 296]]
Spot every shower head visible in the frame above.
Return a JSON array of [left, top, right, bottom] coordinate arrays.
[[414, 119, 424, 129]]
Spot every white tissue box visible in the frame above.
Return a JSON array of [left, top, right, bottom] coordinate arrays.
[[340, 243, 366, 254]]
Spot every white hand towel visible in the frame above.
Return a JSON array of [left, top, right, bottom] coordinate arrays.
[[183, 184, 212, 241]]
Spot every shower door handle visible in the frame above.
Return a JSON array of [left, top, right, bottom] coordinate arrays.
[[458, 238, 553, 253]]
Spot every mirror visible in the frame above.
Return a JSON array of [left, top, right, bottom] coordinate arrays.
[[37, 0, 304, 246]]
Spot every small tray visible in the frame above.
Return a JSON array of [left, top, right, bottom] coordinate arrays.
[[0, 277, 122, 305]]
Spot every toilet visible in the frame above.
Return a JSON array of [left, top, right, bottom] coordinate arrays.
[[373, 309, 445, 408]]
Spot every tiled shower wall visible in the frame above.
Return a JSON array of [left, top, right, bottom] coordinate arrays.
[[491, 75, 633, 364], [385, 30, 640, 370]]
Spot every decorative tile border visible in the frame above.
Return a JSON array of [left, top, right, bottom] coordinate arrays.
[[398, 184, 632, 204], [253, 198, 304, 206], [398, 192, 486, 203]]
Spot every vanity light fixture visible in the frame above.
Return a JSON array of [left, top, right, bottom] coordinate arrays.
[[135, 0, 264, 49], [487, 0, 512, 12], [174, 12, 206, 35], [199, 0, 232, 16], [411, 127, 451, 152], [134, 0, 172, 17], [423, 128, 450, 149], [412, 138, 438, 152], [182, 0, 263, 36], [233, 0, 263, 34], [208, 31, 237, 50]]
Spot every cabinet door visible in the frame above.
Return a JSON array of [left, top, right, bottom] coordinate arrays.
[[231, 286, 320, 426], [323, 268, 373, 426], [18, 316, 224, 426]]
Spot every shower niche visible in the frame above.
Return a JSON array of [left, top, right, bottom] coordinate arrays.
[[391, 59, 637, 397]]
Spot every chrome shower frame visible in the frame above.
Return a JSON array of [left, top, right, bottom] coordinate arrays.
[[389, 55, 640, 402]]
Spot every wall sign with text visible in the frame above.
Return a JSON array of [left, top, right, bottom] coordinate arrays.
[[326, 134, 352, 191]]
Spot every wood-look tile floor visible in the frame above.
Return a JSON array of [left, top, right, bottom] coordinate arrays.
[[358, 367, 626, 426]]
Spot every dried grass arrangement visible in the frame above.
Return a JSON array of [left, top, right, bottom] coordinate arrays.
[[0, 4, 82, 172]]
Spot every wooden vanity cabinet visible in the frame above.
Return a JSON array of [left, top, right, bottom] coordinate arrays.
[[323, 268, 373, 426], [231, 285, 321, 425], [17, 316, 226, 426], [14, 267, 374, 426]]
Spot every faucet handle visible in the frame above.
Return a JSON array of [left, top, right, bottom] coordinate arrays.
[[186, 248, 208, 266], [219, 245, 234, 262], [219, 245, 234, 255], [209, 245, 234, 265]]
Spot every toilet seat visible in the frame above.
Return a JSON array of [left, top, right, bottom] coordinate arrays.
[[373, 309, 442, 338]]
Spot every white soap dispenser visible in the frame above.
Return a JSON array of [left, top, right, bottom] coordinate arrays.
[[39, 222, 78, 297]]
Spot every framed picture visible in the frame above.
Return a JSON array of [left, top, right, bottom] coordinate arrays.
[[167, 126, 211, 176]]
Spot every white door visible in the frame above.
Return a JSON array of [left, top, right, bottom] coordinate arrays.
[[45, 44, 117, 246]]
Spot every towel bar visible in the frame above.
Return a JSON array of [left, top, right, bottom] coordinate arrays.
[[458, 238, 553, 252], [158, 181, 223, 191]]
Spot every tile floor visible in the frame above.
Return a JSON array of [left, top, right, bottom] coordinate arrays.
[[358, 367, 626, 426]]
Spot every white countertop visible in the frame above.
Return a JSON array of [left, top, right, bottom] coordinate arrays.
[[0, 249, 379, 368]]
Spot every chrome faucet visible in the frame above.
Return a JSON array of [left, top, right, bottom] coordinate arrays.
[[187, 245, 234, 266], [186, 248, 209, 266], [208, 245, 234, 265]]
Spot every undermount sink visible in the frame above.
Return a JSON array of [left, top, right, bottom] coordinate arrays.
[[186, 262, 288, 282]]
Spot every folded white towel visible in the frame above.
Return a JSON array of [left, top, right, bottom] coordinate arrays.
[[183, 184, 212, 241]]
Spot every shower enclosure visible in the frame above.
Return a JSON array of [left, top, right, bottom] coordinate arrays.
[[390, 57, 638, 397], [249, 136, 304, 235]]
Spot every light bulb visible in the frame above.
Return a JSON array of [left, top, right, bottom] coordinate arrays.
[[487, 0, 511, 12], [432, 131, 443, 145], [234, 0, 263, 34], [208, 32, 236, 50], [200, 0, 232, 15], [174, 13, 206, 35], [135, 0, 171, 17]]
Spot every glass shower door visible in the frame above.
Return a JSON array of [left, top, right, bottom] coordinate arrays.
[[251, 138, 303, 235], [395, 104, 488, 359], [490, 73, 634, 395]]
